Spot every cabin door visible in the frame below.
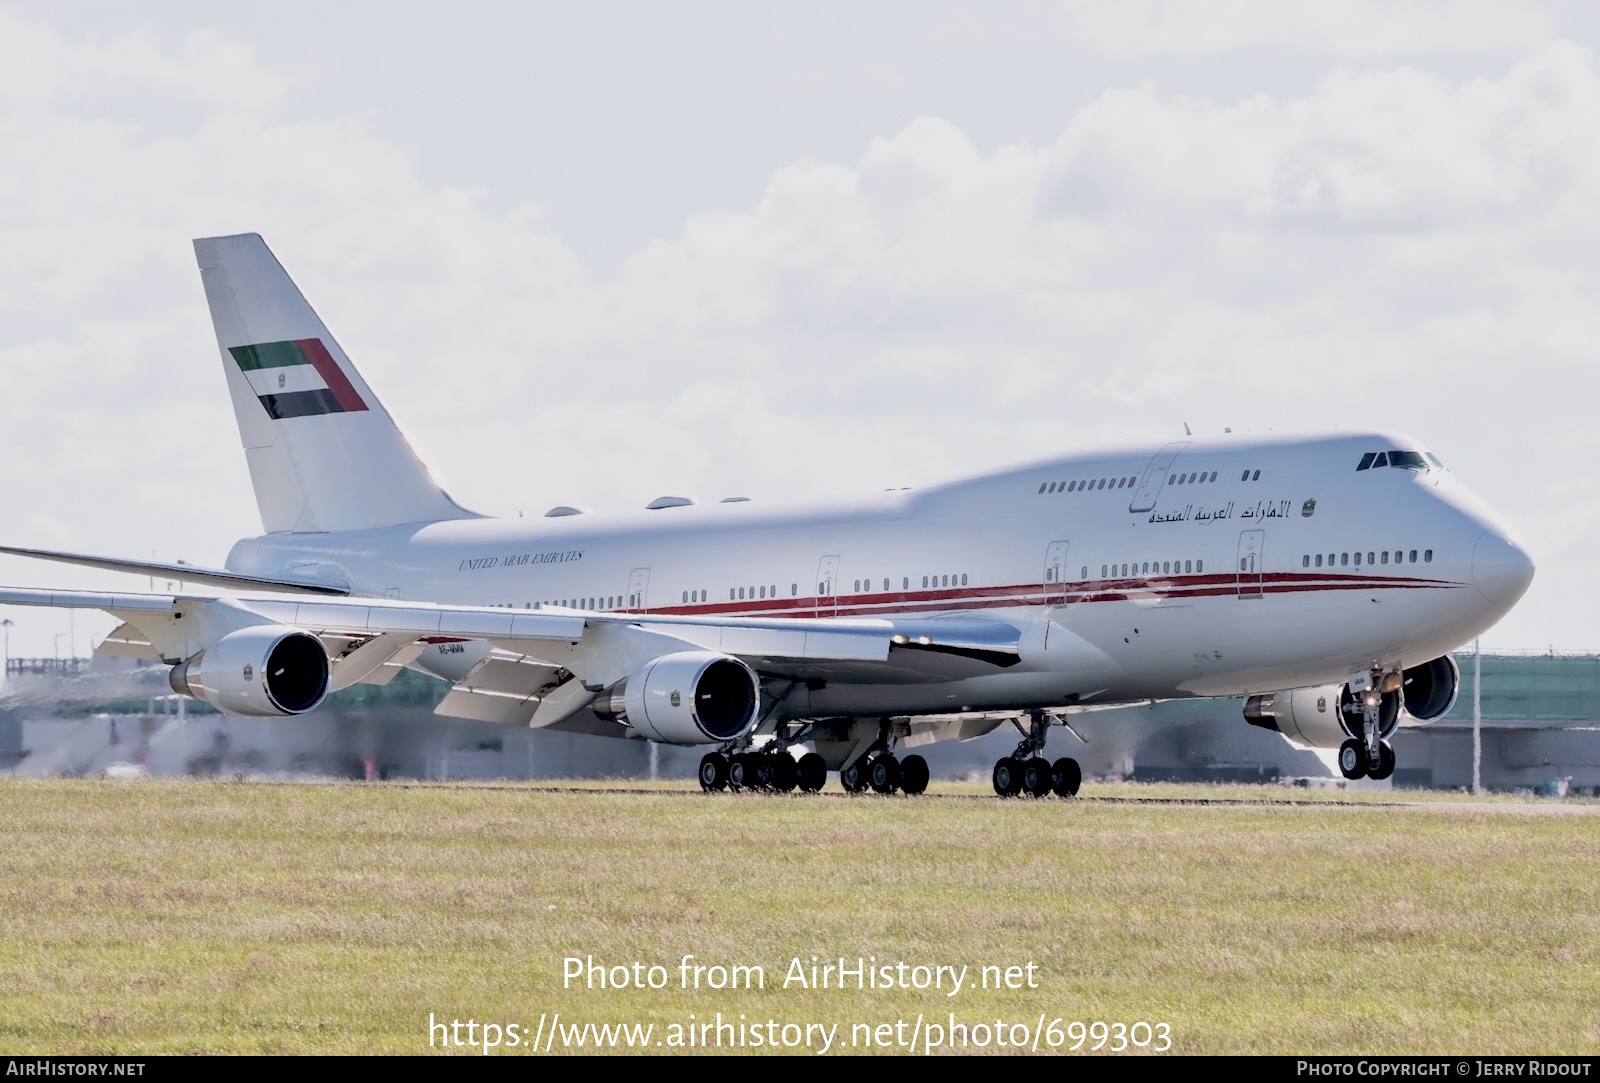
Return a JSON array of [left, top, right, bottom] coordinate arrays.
[[1237, 530, 1265, 599]]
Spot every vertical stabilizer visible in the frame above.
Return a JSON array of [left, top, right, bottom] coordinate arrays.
[[194, 233, 477, 533]]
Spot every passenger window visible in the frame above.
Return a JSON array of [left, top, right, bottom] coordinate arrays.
[[772, 585, 777, 597], [1098, 478, 1107, 489], [1067, 481, 1076, 492], [759, 585, 766, 598], [730, 589, 737, 600], [961, 574, 968, 585], [738, 587, 745, 599], [1241, 470, 1250, 481], [1185, 560, 1192, 573], [1302, 555, 1309, 568], [1162, 562, 1170, 573], [852, 580, 859, 592], [1367, 552, 1375, 565], [1196, 559, 1203, 572], [1381, 552, 1388, 564], [902, 577, 908, 589], [1315, 554, 1323, 567], [1354, 553, 1361, 566], [682, 591, 688, 603], [1409, 551, 1417, 563], [922, 576, 929, 588], [1101, 565, 1108, 577], [1079, 566, 1087, 579], [1357, 452, 1376, 471], [1425, 550, 1433, 562], [1341, 553, 1349, 566], [1251, 470, 1260, 481], [1170, 474, 1178, 484]]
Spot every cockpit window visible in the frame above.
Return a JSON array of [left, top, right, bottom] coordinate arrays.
[[1358, 449, 1437, 472]]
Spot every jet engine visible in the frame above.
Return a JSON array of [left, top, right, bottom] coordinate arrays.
[[1400, 655, 1460, 722], [168, 625, 331, 717], [1244, 682, 1401, 748], [593, 651, 760, 745]]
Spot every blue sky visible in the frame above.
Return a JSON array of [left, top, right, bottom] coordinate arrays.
[[0, 1, 1595, 656]]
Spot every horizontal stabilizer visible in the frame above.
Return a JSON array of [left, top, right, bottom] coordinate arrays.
[[0, 545, 349, 595]]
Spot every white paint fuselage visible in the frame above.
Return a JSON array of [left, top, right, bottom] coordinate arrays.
[[226, 429, 1534, 721]]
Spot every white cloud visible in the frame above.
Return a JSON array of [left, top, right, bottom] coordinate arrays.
[[0, 11, 1595, 653]]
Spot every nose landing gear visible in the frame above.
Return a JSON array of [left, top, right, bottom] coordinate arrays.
[[993, 710, 1081, 798], [1337, 668, 1401, 781]]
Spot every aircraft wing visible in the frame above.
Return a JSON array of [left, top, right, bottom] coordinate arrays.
[[0, 586, 1022, 729]]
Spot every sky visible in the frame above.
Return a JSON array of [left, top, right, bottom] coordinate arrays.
[[0, 0, 1596, 658]]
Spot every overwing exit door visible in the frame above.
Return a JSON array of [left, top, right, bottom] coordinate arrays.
[[627, 568, 650, 612], [1237, 530, 1264, 599], [816, 555, 840, 616], [1043, 540, 1071, 605]]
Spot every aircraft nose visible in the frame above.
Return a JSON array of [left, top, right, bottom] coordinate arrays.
[[1471, 529, 1535, 608]]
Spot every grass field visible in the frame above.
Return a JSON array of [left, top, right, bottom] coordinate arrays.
[[2, 777, 1597, 1055]]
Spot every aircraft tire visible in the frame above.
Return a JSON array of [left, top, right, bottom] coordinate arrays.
[[1370, 741, 1396, 781], [796, 752, 828, 793], [993, 757, 1022, 797], [899, 754, 930, 795], [1022, 757, 1053, 798], [1051, 757, 1081, 797], [771, 752, 799, 792], [1338, 739, 1367, 781], [698, 753, 729, 792], [869, 754, 900, 794], [729, 753, 751, 791], [840, 759, 869, 793]]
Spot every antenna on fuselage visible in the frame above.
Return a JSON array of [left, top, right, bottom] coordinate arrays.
[[1183, 422, 1191, 436]]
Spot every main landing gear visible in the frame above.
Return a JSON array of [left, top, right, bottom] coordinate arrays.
[[698, 723, 830, 794], [992, 710, 1081, 798], [840, 720, 929, 796]]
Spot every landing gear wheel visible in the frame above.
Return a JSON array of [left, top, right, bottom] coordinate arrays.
[[993, 757, 1022, 797], [1369, 741, 1396, 781], [869, 754, 900, 794], [729, 753, 752, 791], [1338, 739, 1367, 781], [749, 755, 775, 791], [770, 753, 798, 792], [1051, 757, 1081, 798], [840, 759, 869, 793], [899, 754, 930, 796], [796, 752, 828, 793], [698, 753, 729, 792], [1022, 757, 1053, 798]]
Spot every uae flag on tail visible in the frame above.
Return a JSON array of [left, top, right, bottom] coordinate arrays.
[[229, 339, 369, 419]]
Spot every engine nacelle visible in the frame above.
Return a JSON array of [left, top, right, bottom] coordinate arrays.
[[1244, 684, 1347, 748], [1401, 655, 1459, 722], [1244, 682, 1401, 748], [593, 651, 760, 745], [169, 625, 331, 717]]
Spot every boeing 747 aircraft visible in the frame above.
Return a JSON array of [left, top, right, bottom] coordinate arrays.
[[0, 234, 1535, 795]]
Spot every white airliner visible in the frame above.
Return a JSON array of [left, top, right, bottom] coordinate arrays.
[[0, 234, 1535, 795]]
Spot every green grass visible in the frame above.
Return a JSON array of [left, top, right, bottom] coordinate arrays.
[[1, 778, 1597, 1055]]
